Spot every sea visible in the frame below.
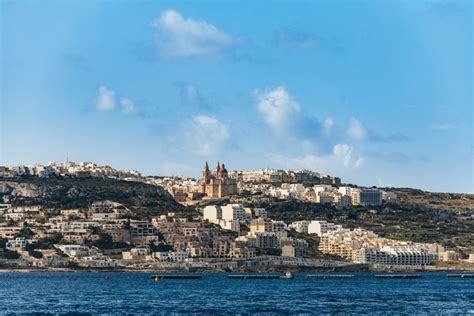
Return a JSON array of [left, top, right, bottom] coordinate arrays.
[[0, 272, 473, 315]]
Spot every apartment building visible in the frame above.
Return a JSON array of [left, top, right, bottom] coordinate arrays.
[[359, 189, 383, 206], [289, 220, 310, 234], [221, 204, 245, 221], [308, 220, 340, 236]]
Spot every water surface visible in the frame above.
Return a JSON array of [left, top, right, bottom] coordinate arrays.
[[0, 272, 473, 314]]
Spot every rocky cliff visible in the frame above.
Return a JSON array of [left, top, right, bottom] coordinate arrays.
[[0, 176, 184, 217]]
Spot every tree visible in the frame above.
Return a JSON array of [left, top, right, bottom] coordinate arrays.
[[3, 250, 20, 259], [90, 232, 113, 249], [149, 241, 173, 252], [17, 227, 35, 239], [29, 250, 43, 259]]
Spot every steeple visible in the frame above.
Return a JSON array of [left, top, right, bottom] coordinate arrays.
[[202, 161, 211, 181]]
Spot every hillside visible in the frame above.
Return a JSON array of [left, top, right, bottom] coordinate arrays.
[[257, 201, 474, 254], [384, 187, 474, 212], [0, 176, 184, 218]]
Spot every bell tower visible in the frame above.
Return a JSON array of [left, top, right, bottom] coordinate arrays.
[[202, 161, 211, 182]]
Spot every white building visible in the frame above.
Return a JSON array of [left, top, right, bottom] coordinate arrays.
[[203, 205, 222, 222], [221, 204, 245, 221], [307, 220, 339, 236], [6, 237, 27, 250], [55, 245, 90, 258], [153, 251, 189, 262], [91, 213, 121, 221], [383, 192, 399, 204], [360, 245, 436, 266], [215, 219, 240, 232], [351, 189, 361, 205], [289, 221, 310, 234]]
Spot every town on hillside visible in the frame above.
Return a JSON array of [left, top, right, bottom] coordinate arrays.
[[0, 161, 473, 271]]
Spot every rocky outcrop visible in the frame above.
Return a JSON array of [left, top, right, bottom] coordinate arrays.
[[0, 177, 184, 216], [0, 181, 42, 198]]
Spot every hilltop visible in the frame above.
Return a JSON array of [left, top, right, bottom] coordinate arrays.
[[383, 187, 474, 212], [0, 176, 185, 218]]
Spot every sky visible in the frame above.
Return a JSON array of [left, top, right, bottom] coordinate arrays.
[[1, 0, 473, 193]]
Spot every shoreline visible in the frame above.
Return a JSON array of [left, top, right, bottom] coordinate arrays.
[[1, 267, 473, 273]]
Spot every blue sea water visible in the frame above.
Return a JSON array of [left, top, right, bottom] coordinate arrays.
[[0, 272, 473, 315]]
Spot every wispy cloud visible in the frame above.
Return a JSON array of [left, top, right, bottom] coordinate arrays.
[[323, 118, 334, 136], [430, 123, 457, 131], [347, 117, 368, 140], [254, 86, 300, 134], [346, 117, 409, 143], [150, 10, 234, 60], [366, 150, 430, 164], [183, 115, 230, 155], [273, 28, 317, 49], [120, 97, 137, 114], [96, 86, 116, 111], [176, 82, 211, 111], [428, 1, 468, 19], [270, 143, 364, 175], [96, 86, 137, 115], [254, 86, 332, 154]]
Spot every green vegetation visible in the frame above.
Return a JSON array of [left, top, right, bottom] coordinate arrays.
[[258, 201, 474, 254], [149, 241, 173, 252], [0, 176, 185, 218], [385, 188, 474, 212]]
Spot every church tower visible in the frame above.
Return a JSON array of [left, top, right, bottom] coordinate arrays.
[[200, 161, 237, 198], [202, 161, 211, 182]]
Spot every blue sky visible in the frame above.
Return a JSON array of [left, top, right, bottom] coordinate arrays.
[[1, 0, 472, 193]]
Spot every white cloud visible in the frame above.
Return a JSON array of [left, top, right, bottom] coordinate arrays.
[[120, 97, 136, 114], [333, 144, 353, 166], [96, 86, 116, 111], [354, 157, 365, 168], [151, 10, 233, 59], [185, 115, 230, 155], [185, 84, 198, 101], [323, 117, 334, 135], [430, 123, 456, 131], [254, 86, 300, 133], [347, 117, 368, 140], [270, 143, 364, 174]]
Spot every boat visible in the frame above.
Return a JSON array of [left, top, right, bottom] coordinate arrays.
[[151, 275, 202, 281], [306, 274, 354, 279], [227, 272, 294, 280], [447, 274, 474, 278], [280, 271, 294, 279], [374, 274, 422, 279]]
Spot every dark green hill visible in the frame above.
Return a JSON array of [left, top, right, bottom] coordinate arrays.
[[0, 176, 184, 218]]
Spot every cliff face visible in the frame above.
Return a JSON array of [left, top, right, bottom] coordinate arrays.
[[0, 177, 184, 216], [0, 181, 43, 198]]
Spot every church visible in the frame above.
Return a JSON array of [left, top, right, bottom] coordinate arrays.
[[201, 162, 237, 198]]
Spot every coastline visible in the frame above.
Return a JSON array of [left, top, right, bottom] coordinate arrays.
[[1, 265, 473, 273]]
